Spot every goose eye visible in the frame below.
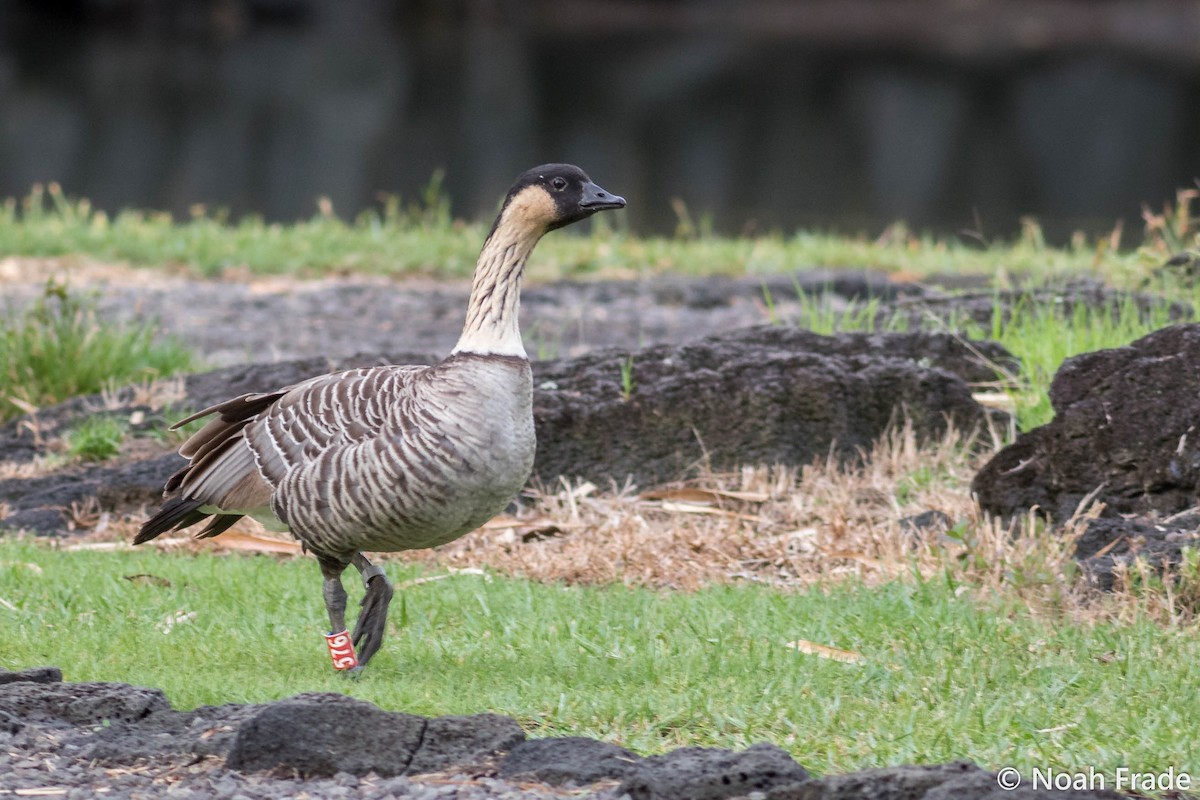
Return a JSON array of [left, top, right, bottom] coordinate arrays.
[[551, 177, 567, 191]]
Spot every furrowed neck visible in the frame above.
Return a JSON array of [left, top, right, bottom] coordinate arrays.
[[451, 219, 543, 358]]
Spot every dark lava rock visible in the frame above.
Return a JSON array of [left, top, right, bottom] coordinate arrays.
[[225, 693, 427, 777], [0, 709, 21, 735], [0, 666, 62, 685], [225, 693, 524, 778], [182, 357, 348, 413], [85, 701, 268, 763], [179, 352, 442, 421], [0, 681, 170, 725], [974, 324, 1200, 523], [403, 712, 525, 776], [707, 326, 1017, 385], [0, 675, 1137, 800], [0, 507, 77, 535], [787, 270, 926, 303], [2, 327, 1009, 533], [766, 761, 1124, 799], [0, 453, 182, 535], [1074, 514, 1200, 591], [498, 736, 641, 786], [533, 327, 1008, 487], [618, 742, 810, 800]]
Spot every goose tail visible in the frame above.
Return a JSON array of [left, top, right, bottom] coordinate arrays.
[[134, 497, 207, 544]]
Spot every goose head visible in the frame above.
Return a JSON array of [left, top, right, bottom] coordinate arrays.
[[493, 163, 626, 238]]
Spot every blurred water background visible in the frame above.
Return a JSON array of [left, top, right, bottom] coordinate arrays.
[[1, 0, 1198, 239]]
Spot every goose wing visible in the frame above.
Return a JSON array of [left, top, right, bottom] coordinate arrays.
[[246, 365, 426, 491], [136, 365, 425, 543]]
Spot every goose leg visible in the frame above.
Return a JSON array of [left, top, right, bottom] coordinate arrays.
[[318, 556, 351, 635], [349, 552, 394, 669], [318, 555, 361, 672]]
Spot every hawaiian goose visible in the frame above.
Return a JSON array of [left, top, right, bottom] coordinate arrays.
[[136, 164, 625, 672]]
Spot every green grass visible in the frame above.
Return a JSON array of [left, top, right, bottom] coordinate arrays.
[[970, 293, 1188, 428], [1, 540, 1197, 775], [1, 183, 1188, 283], [0, 281, 197, 422], [64, 415, 128, 461], [778, 282, 1195, 430]]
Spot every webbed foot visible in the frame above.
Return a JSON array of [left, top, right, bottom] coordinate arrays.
[[350, 565, 394, 668]]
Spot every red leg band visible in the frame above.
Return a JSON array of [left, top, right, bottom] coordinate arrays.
[[325, 630, 359, 670]]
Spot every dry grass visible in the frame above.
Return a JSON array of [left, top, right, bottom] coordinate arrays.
[[1104, 549, 1200, 627], [389, 422, 1085, 605], [0, 457, 65, 481]]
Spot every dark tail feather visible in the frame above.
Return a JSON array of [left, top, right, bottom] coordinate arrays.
[[135, 497, 206, 545], [195, 513, 243, 539]]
